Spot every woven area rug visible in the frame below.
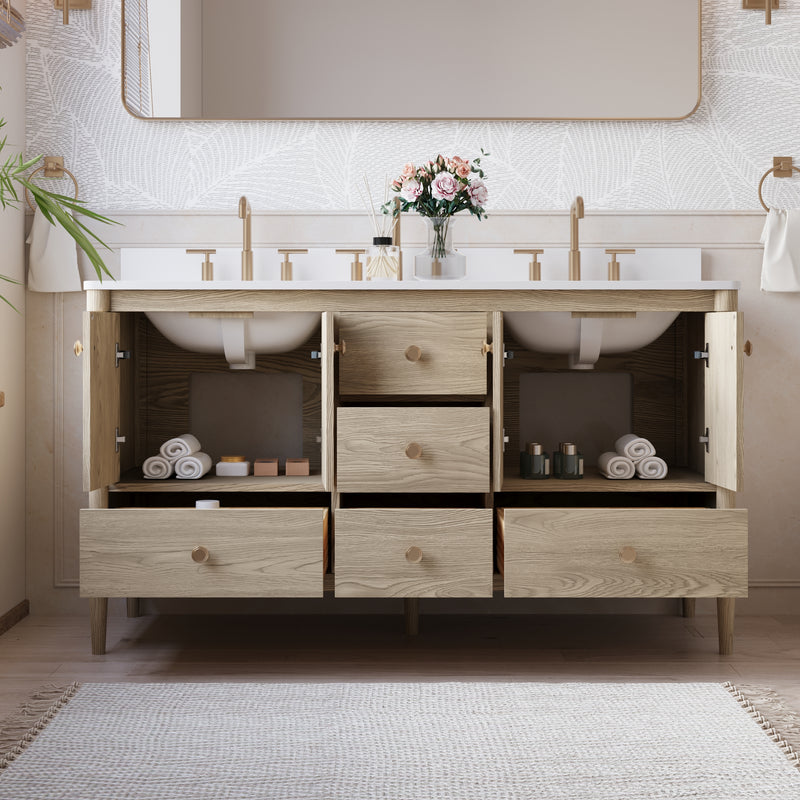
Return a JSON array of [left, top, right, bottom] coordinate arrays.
[[1, 682, 799, 799]]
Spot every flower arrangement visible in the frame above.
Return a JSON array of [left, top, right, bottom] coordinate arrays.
[[385, 152, 488, 220]]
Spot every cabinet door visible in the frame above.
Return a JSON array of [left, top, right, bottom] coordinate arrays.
[[705, 312, 743, 492], [83, 311, 121, 492], [492, 311, 504, 491]]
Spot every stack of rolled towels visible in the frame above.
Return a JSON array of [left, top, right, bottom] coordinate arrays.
[[598, 433, 668, 480], [142, 434, 213, 480]]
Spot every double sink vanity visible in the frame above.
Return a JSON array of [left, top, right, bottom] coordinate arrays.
[[79, 240, 747, 657]]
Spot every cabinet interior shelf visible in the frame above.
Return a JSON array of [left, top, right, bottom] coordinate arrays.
[[501, 468, 715, 493], [111, 470, 325, 493]]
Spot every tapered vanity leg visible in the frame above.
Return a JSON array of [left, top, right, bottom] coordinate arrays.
[[682, 598, 696, 618], [126, 598, 141, 618], [716, 598, 735, 656], [90, 597, 108, 655], [404, 598, 419, 636]]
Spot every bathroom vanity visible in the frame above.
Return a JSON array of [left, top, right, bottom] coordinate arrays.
[[79, 280, 746, 655]]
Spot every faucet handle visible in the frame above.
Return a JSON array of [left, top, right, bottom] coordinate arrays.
[[336, 249, 366, 281], [605, 248, 636, 282], [277, 249, 308, 282], [186, 249, 217, 281], [514, 249, 545, 281]]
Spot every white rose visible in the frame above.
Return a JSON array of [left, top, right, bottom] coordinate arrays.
[[400, 178, 423, 203], [467, 179, 488, 207], [431, 172, 460, 202]]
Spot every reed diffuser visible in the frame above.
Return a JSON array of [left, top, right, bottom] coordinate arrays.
[[359, 176, 400, 281]]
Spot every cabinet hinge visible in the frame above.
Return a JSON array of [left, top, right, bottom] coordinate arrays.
[[115, 427, 127, 453], [699, 427, 710, 453], [310, 351, 322, 360], [115, 344, 131, 368], [693, 345, 709, 367], [502, 428, 510, 453], [503, 350, 514, 366]]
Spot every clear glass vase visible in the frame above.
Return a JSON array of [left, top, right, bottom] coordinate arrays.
[[414, 216, 466, 280]]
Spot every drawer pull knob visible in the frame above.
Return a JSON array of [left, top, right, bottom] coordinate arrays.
[[73, 340, 83, 357], [405, 345, 423, 362], [191, 545, 210, 564], [619, 546, 637, 564], [405, 442, 423, 459], [405, 546, 423, 564]]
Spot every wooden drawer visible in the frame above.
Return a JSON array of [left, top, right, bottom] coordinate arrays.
[[498, 507, 748, 598], [337, 312, 488, 396], [80, 508, 328, 598], [335, 509, 493, 597], [337, 407, 490, 493]]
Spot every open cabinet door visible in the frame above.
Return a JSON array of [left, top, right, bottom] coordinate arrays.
[[704, 312, 743, 492], [492, 312, 504, 492], [83, 311, 121, 493]]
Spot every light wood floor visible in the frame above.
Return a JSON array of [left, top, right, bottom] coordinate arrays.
[[1, 613, 800, 721]]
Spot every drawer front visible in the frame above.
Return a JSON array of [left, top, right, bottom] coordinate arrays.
[[338, 312, 488, 396], [498, 508, 748, 598], [337, 407, 490, 493], [335, 509, 493, 598], [80, 508, 328, 598]]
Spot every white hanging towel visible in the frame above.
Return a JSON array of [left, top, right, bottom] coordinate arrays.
[[761, 209, 800, 292], [175, 452, 213, 480], [614, 434, 656, 463], [597, 451, 635, 480], [159, 434, 201, 460], [25, 207, 82, 292], [142, 455, 175, 480]]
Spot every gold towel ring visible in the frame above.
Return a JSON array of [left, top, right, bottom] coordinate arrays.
[[758, 164, 800, 212], [24, 164, 79, 212]]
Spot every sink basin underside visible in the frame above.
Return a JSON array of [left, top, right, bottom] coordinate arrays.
[[505, 311, 680, 369], [145, 311, 320, 368]]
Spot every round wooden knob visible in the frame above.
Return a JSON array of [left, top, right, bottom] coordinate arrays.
[[405, 442, 423, 459], [191, 545, 210, 564], [73, 340, 84, 357], [404, 345, 423, 362], [744, 340, 753, 357], [405, 546, 423, 564], [619, 546, 637, 564]]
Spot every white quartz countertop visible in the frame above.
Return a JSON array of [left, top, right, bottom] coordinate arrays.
[[84, 280, 740, 291]]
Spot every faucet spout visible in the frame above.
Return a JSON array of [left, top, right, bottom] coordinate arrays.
[[238, 195, 253, 280], [569, 195, 584, 281]]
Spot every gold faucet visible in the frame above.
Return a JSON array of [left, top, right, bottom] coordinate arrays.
[[238, 196, 253, 280], [569, 196, 584, 281]]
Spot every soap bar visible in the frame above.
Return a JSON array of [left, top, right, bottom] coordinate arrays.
[[254, 458, 279, 477], [285, 458, 310, 476], [215, 460, 251, 477]]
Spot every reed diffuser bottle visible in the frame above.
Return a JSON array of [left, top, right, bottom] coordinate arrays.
[[360, 176, 400, 280]]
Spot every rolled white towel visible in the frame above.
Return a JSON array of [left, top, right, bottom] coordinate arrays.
[[597, 451, 635, 480], [635, 456, 668, 480], [175, 452, 213, 480], [142, 455, 175, 480], [614, 433, 656, 463], [159, 434, 201, 461]]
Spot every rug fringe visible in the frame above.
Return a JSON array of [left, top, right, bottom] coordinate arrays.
[[724, 682, 800, 771], [0, 682, 81, 772]]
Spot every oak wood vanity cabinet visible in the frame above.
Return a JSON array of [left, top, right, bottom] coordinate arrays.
[[81, 285, 746, 655]]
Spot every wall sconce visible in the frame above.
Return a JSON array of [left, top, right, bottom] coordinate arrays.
[[0, 1, 24, 48], [53, 0, 92, 25], [742, 0, 779, 25]]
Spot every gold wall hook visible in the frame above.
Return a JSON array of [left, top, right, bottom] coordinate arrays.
[[54, 0, 91, 25], [742, 0, 779, 25]]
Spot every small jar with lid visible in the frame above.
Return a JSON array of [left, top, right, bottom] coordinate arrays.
[[520, 442, 550, 480], [559, 443, 584, 479], [365, 236, 400, 280]]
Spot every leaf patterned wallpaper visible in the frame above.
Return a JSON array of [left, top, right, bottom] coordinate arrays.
[[25, 1, 800, 212]]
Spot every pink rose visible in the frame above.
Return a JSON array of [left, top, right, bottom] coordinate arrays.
[[401, 162, 416, 180], [455, 162, 471, 179], [431, 172, 460, 201], [467, 179, 488, 207], [392, 179, 403, 190], [400, 178, 423, 203]]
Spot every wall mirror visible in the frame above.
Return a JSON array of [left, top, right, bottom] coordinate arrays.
[[122, 0, 701, 121]]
